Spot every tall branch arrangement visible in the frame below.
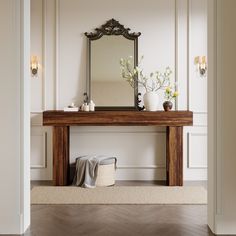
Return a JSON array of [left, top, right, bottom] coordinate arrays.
[[120, 56, 172, 93]]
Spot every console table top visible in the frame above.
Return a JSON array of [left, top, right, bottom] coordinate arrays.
[[43, 110, 193, 127]]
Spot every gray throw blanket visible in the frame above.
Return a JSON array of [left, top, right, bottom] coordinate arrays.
[[73, 155, 117, 188]]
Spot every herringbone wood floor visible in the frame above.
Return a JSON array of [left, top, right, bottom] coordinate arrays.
[[24, 204, 213, 236], [3, 181, 221, 236]]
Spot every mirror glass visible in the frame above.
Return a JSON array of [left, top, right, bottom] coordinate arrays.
[[91, 36, 134, 107]]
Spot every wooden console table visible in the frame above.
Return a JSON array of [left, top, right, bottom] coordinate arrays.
[[43, 110, 193, 186]]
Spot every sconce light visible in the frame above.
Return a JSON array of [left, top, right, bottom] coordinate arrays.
[[194, 56, 207, 77], [31, 56, 39, 77]]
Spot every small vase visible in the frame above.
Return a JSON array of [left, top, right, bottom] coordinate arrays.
[[163, 101, 173, 111], [143, 92, 159, 111]]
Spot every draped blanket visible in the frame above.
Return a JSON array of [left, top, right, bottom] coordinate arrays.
[[73, 155, 117, 188]]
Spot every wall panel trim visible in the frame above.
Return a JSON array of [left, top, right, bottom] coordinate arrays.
[[216, 0, 223, 215], [55, 0, 60, 109], [175, 0, 178, 110], [117, 165, 165, 169], [187, 0, 190, 110], [70, 130, 166, 134], [31, 0, 47, 113], [187, 0, 207, 113], [187, 132, 207, 169], [31, 132, 48, 169]]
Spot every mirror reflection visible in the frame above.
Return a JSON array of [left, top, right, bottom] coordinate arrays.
[[91, 36, 134, 107]]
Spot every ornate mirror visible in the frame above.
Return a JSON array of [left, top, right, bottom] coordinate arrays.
[[85, 19, 141, 110]]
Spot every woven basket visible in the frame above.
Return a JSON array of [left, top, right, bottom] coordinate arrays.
[[95, 163, 115, 187]]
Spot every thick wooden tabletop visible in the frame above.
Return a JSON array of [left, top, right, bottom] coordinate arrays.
[[43, 110, 193, 126]]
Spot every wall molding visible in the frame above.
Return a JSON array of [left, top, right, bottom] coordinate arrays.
[[117, 165, 165, 169], [174, 0, 178, 110], [30, 110, 43, 114], [42, 0, 46, 110], [70, 130, 166, 134], [31, 132, 48, 169], [55, 0, 60, 109], [187, 132, 207, 169], [187, 0, 190, 110], [187, 0, 207, 114], [31, 0, 47, 113], [216, 0, 223, 215], [194, 111, 207, 114]]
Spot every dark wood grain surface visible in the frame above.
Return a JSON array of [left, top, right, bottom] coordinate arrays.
[[43, 110, 193, 126], [53, 126, 70, 186], [166, 127, 183, 186]]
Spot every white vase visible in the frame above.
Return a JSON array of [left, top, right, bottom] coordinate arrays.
[[143, 91, 159, 111]]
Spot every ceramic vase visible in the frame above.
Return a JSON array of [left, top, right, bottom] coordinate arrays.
[[143, 91, 159, 111], [163, 101, 173, 111]]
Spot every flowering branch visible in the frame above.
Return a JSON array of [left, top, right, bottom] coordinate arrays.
[[120, 56, 172, 93]]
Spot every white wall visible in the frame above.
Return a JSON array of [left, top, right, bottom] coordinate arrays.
[[31, 0, 207, 181], [0, 0, 30, 234], [208, 0, 236, 234]]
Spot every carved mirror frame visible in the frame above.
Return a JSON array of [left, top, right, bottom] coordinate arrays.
[[84, 18, 142, 111]]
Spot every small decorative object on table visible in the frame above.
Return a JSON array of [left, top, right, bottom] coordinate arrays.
[[163, 87, 179, 111], [120, 56, 172, 111], [64, 103, 79, 112], [89, 100, 95, 111], [80, 100, 95, 111], [83, 103, 89, 111]]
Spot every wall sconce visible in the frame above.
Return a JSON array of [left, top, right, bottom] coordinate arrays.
[[194, 56, 207, 77], [31, 56, 39, 77]]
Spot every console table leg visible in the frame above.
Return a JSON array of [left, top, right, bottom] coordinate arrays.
[[166, 126, 183, 186], [53, 126, 70, 186]]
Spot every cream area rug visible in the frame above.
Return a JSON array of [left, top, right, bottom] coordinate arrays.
[[31, 186, 207, 205]]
